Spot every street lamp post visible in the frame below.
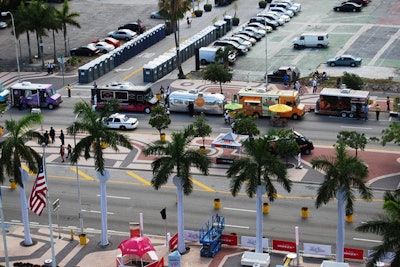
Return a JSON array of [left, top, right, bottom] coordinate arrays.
[[73, 113, 84, 235], [1, 11, 21, 82]]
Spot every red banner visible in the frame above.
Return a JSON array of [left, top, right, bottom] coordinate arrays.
[[344, 247, 364, 260], [169, 233, 178, 250], [145, 258, 164, 267], [221, 234, 238, 246], [272, 239, 296, 252]]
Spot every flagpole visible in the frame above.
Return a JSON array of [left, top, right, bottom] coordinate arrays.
[[42, 143, 57, 267], [0, 188, 10, 267]]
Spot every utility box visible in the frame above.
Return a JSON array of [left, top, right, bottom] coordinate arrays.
[[168, 250, 181, 267]]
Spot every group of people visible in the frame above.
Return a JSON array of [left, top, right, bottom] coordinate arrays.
[[43, 127, 72, 163], [46, 62, 55, 75]]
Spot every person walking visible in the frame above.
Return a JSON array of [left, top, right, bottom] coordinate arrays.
[[386, 96, 390, 112], [66, 144, 72, 159], [60, 145, 65, 163], [166, 85, 171, 97], [187, 17, 192, 28], [59, 130, 65, 146], [160, 86, 164, 100], [67, 84, 71, 98], [375, 104, 381, 121], [43, 130, 49, 146], [224, 110, 231, 124], [49, 127, 56, 144], [312, 78, 318, 93], [294, 80, 301, 92], [364, 105, 369, 121]]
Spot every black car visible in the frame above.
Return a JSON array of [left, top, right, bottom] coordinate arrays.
[[249, 17, 278, 30], [236, 30, 262, 41], [266, 66, 300, 84], [70, 45, 100, 57], [293, 131, 314, 155], [118, 22, 146, 34], [333, 2, 362, 12]]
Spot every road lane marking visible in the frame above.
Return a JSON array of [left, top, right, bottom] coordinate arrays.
[[82, 209, 114, 215], [223, 207, 256, 213], [71, 168, 96, 181], [190, 177, 216, 192], [126, 171, 151, 186], [340, 126, 372, 130], [353, 237, 382, 243], [96, 194, 131, 200], [225, 224, 250, 229]]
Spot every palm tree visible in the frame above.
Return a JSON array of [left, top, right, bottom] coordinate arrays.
[[144, 126, 211, 254], [158, 0, 192, 79], [226, 135, 291, 253], [14, 2, 34, 64], [311, 141, 373, 262], [56, 0, 81, 57], [0, 113, 44, 246], [355, 189, 400, 266], [67, 101, 133, 246]]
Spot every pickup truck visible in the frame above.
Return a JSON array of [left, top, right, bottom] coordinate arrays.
[[266, 66, 300, 84], [241, 251, 271, 267]]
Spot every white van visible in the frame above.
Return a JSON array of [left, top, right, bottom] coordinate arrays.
[[293, 32, 329, 49], [199, 47, 236, 65]]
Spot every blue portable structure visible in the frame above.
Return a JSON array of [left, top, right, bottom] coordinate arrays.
[[199, 214, 225, 257]]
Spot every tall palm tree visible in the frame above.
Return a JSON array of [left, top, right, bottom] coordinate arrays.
[[226, 135, 291, 253], [0, 113, 44, 246], [311, 141, 373, 262], [144, 126, 211, 253], [56, 0, 81, 57], [158, 0, 192, 79], [14, 2, 33, 64], [67, 101, 133, 246], [355, 189, 400, 266]]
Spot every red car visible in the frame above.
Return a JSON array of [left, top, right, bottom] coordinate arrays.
[[92, 37, 121, 48]]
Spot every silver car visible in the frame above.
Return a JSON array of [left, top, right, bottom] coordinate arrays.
[[107, 29, 137, 40], [231, 33, 257, 45]]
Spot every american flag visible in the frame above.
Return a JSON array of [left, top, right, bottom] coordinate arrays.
[[29, 159, 48, 216]]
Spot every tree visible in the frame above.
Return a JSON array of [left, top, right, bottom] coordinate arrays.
[[0, 113, 44, 246], [355, 189, 400, 266], [66, 101, 133, 247], [14, 2, 34, 64], [311, 141, 373, 262], [226, 135, 291, 253], [272, 128, 299, 166], [144, 126, 211, 254], [337, 130, 367, 158], [381, 122, 400, 146], [202, 63, 233, 94], [158, 0, 192, 79], [232, 110, 259, 137], [191, 113, 212, 147], [148, 104, 171, 140], [215, 46, 235, 69], [342, 72, 364, 90], [56, 0, 81, 57]]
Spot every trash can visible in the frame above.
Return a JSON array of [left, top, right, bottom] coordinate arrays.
[[43, 259, 52, 267], [214, 198, 221, 209], [0, 126, 3, 135], [263, 203, 269, 214], [199, 146, 206, 155], [346, 213, 353, 223], [79, 233, 87, 245], [9, 179, 16, 189], [156, 93, 161, 101], [160, 133, 166, 142], [301, 207, 308, 218]]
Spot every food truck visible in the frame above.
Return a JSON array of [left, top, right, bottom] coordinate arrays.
[[10, 82, 62, 110]]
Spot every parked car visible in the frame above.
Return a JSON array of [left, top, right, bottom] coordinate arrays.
[[107, 29, 137, 40], [70, 44, 100, 57], [150, 11, 163, 19], [268, 6, 295, 17], [326, 54, 362, 67], [92, 41, 115, 53], [270, 2, 300, 14], [256, 12, 285, 25], [236, 30, 263, 41], [103, 113, 139, 130], [118, 22, 146, 34], [221, 36, 252, 49], [249, 17, 278, 30], [271, 0, 302, 12], [213, 40, 249, 55], [266, 66, 300, 83], [333, 2, 362, 12], [0, 21, 7, 29], [231, 33, 257, 45], [93, 37, 121, 48], [268, 11, 291, 23], [269, 130, 314, 155], [343, 0, 368, 6], [247, 22, 273, 33]]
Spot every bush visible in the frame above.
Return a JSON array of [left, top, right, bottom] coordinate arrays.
[[342, 72, 364, 90]]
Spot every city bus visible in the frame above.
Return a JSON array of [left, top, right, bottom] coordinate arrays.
[[315, 88, 370, 118], [91, 82, 158, 113], [10, 81, 62, 110]]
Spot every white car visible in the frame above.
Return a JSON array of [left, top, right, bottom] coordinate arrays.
[[107, 29, 137, 40], [257, 12, 286, 25], [268, 11, 291, 23], [243, 26, 267, 36], [272, 0, 301, 12], [92, 41, 115, 53], [247, 22, 273, 33], [231, 33, 257, 45], [221, 36, 252, 49], [269, 6, 295, 17], [103, 113, 139, 130]]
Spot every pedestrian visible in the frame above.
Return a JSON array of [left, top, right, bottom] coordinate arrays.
[[59, 130, 65, 146], [67, 84, 71, 98], [283, 73, 289, 87], [296, 152, 303, 169], [375, 104, 381, 121], [164, 94, 170, 108], [43, 130, 49, 146], [166, 85, 171, 96], [294, 80, 301, 92], [50, 63, 55, 74], [224, 110, 231, 124], [188, 101, 194, 117], [364, 105, 369, 121], [66, 144, 72, 159], [160, 86, 164, 99], [336, 77, 341, 88], [49, 127, 56, 143], [187, 17, 192, 28], [386, 96, 390, 112], [47, 62, 52, 75], [60, 145, 65, 163], [93, 81, 97, 89], [312, 78, 318, 93]]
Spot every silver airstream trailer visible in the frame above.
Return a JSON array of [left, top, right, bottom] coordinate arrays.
[[168, 89, 226, 115]]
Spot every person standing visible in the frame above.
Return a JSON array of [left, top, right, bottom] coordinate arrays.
[[364, 105, 369, 121], [375, 104, 381, 121], [160, 86, 164, 100], [43, 130, 49, 146], [59, 130, 65, 146], [49, 127, 56, 143], [187, 17, 192, 28], [224, 111, 231, 124], [67, 84, 71, 98], [312, 78, 318, 93], [166, 85, 171, 97], [294, 80, 301, 92], [60, 145, 65, 163], [66, 144, 72, 159], [386, 96, 390, 112]]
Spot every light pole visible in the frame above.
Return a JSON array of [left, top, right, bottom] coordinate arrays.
[[1, 11, 21, 82], [73, 113, 84, 235]]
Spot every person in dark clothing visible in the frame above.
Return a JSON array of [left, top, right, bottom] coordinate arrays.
[[66, 144, 72, 159], [375, 104, 381, 121], [43, 131, 49, 146], [49, 127, 55, 143], [59, 130, 65, 146], [188, 101, 194, 116]]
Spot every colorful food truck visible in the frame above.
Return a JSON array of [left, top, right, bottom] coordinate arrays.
[[10, 82, 62, 110]]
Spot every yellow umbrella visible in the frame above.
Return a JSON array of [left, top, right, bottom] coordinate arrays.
[[268, 104, 292, 113]]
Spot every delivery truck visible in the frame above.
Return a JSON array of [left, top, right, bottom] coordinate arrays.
[[199, 47, 236, 65]]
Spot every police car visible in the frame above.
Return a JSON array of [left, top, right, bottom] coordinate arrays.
[[103, 113, 139, 130]]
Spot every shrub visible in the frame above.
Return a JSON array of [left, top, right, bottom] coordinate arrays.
[[342, 72, 364, 90]]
